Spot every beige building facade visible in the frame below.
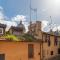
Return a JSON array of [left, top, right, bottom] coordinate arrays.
[[42, 33, 59, 60], [28, 21, 60, 60]]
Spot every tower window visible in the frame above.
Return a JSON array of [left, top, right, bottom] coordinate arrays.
[[54, 36, 58, 46]]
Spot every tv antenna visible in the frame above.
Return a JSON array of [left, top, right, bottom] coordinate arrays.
[[30, 0, 37, 23], [49, 16, 53, 31]]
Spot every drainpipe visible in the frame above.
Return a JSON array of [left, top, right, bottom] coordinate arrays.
[[40, 42, 41, 60], [42, 32, 43, 60], [40, 32, 43, 60]]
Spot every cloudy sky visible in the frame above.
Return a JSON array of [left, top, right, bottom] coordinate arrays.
[[0, 0, 60, 31]]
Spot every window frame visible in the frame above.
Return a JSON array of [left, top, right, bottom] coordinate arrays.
[[54, 36, 58, 46], [45, 34, 51, 46], [45, 34, 47, 42], [47, 34, 50, 46], [28, 44, 34, 58], [0, 28, 3, 34], [51, 51, 53, 55], [0, 54, 5, 60]]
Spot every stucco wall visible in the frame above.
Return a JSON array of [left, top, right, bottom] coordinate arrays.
[[0, 41, 40, 60]]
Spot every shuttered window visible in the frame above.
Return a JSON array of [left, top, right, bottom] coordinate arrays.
[[0, 54, 5, 60], [28, 44, 34, 58], [47, 35, 50, 46], [45, 34, 47, 42], [45, 34, 50, 46], [51, 51, 53, 55], [54, 36, 58, 46]]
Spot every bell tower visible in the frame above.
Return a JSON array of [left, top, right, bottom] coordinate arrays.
[[34, 21, 42, 39]]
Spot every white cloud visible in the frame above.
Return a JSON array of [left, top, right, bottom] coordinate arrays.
[[5, 21, 17, 31], [42, 9, 47, 12], [24, 24, 28, 32], [0, 6, 5, 20], [42, 20, 48, 31], [52, 27, 57, 31], [11, 15, 26, 21], [41, 20, 60, 32], [52, 25, 60, 31], [57, 26, 60, 31]]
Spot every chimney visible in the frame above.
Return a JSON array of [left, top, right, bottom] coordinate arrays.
[[36, 21, 42, 31], [34, 21, 42, 40]]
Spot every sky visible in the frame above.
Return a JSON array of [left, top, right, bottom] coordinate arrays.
[[0, 0, 60, 32]]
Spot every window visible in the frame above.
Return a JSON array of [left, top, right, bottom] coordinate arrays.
[[0, 54, 5, 60], [28, 44, 34, 58], [54, 36, 58, 46], [0, 28, 3, 34], [58, 48, 60, 54], [47, 35, 50, 46], [45, 34, 51, 46], [45, 34, 47, 42], [51, 51, 53, 55], [45, 34, 50, 46]]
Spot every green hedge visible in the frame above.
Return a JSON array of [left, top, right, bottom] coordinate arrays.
[[0, 34, 35, 42]]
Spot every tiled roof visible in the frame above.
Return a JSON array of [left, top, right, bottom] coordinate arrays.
[[42, 31, 60, 37], [0, 23, 6, 28], [10, 26, 24, 31]]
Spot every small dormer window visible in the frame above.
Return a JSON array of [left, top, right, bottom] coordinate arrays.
[[47, 34, 50, 46], [0, 28, 3, 34], [54, 36, 58, 46], [45, 34, 50, 46]]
